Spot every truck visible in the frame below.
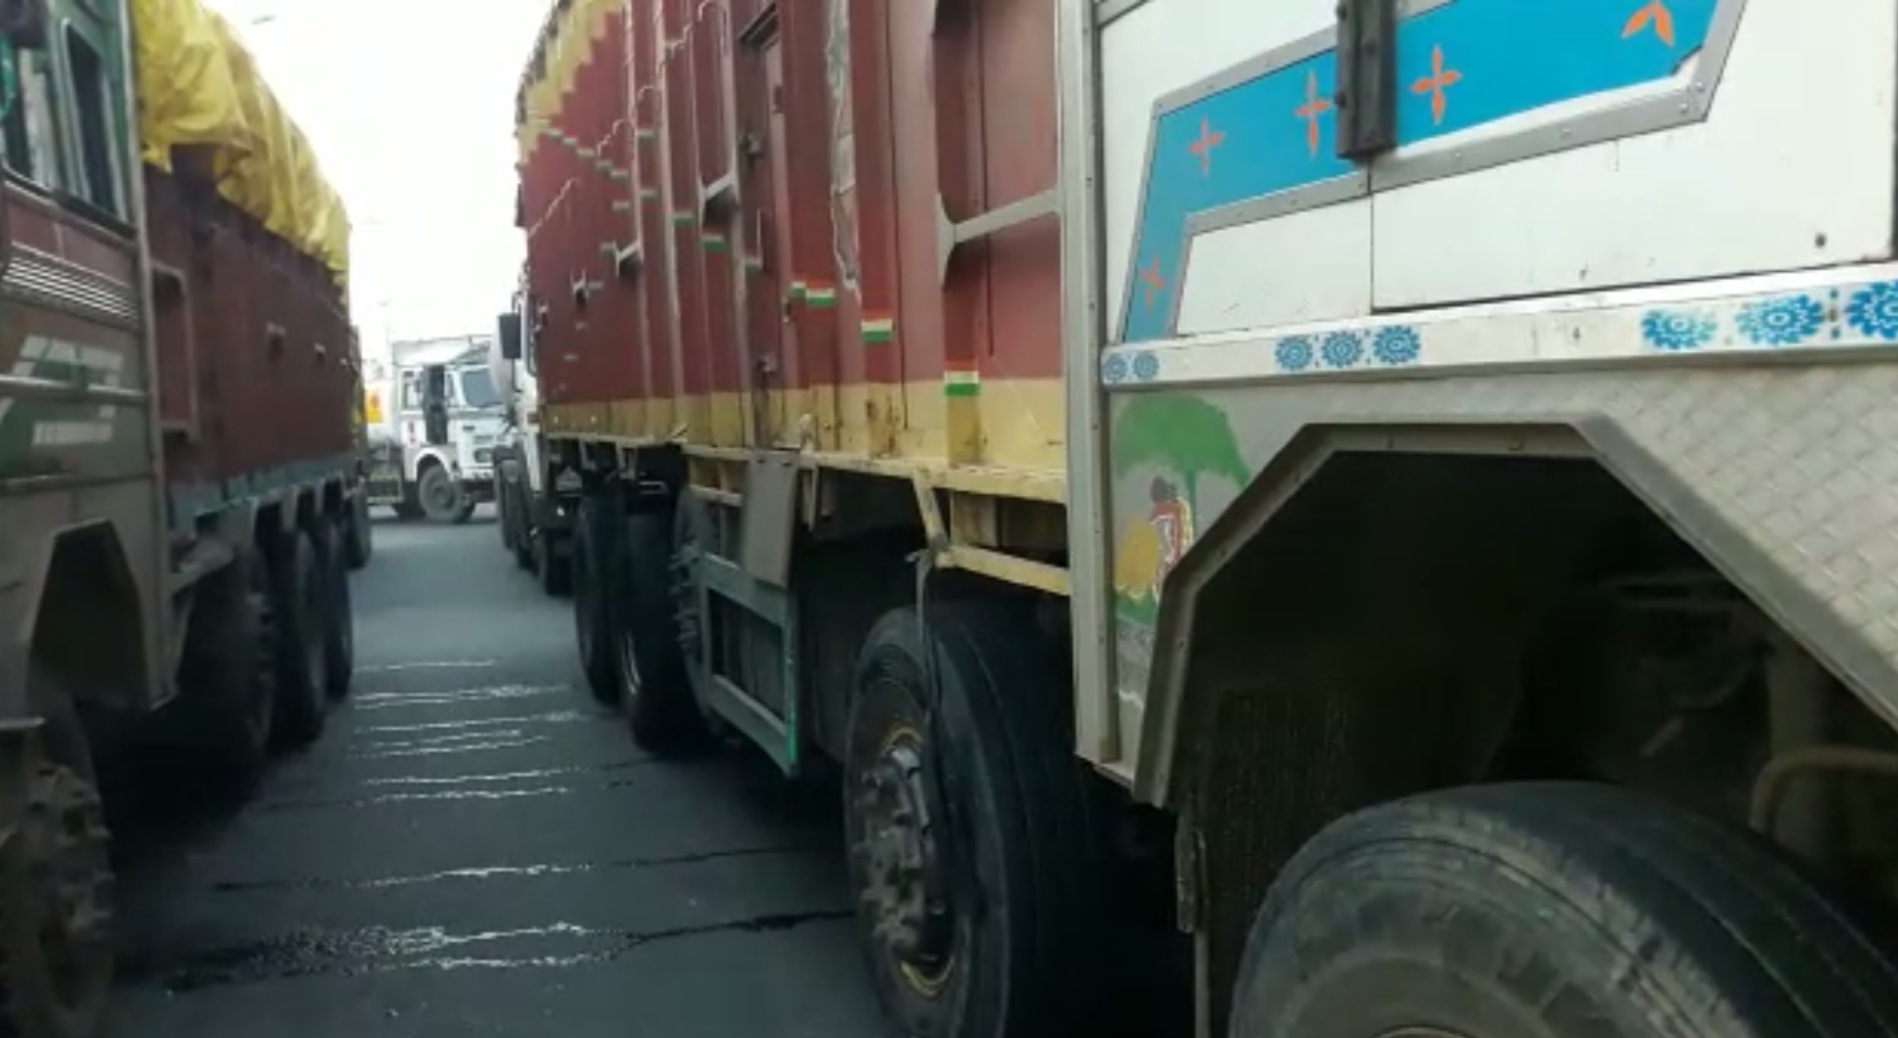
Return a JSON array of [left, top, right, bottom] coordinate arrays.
[[512, 0, 1898, 1035], [489, 282, 570, 593], [0, 0, 361, 1030], [362, 332, 505, 524]]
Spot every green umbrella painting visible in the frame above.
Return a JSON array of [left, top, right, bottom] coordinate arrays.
[[1109, 393, 1249, 619]]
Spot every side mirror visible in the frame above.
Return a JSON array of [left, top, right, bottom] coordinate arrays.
[[421, 364, 448, 446], [0, 0, 50, 50], [497, 311, 522, 361]]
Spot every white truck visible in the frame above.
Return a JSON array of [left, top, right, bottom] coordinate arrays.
[[488, 296, 573, 594], [363, 334, 505, 524]]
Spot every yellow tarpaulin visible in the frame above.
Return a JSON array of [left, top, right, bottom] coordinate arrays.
[[129, 0, 349, 286]]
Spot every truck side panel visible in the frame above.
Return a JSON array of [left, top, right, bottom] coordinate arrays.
[[147, 165, 356, 524], [520, 0, 1064, 474]]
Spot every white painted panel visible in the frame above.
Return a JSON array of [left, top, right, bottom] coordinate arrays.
[[1098, 0, 1335, 337], [1175, 202, 1370, 335], [1375, 0, 1897, 308]]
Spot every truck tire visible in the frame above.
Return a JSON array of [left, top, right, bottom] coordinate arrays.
[[320, 521, 356, 701], [536, 525, 571, 595], [268, 528, 330, 748], [515, 515, 536, 572], [343, 492, 373, 570], [417, 463, 472, 524], [1227, 782, 1898, 1038], [845, 603, 1099, 1038], [617, 510, 706, 753], [175, 547, 276, 787], [572, 494, 619, 705], [3, 672, 112, 1038], [497, 474, 517, 550]]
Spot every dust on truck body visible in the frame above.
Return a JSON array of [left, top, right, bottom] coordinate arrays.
[[0, 0, 363, 1029], [515, 0, 1898, 1034]]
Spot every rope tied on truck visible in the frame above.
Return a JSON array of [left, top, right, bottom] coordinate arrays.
[[905, 544, 979, 925]]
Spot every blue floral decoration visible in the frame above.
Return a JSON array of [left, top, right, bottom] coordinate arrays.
[[1275, 336, 1313, 372], [1101, 353, 1129, 384], [1640, 310, 1716, 351], [1735, 294, 1824, 346], [1370, 325, 1421, 366], [1846, 281, 1898, 341], [1131, 351, 1160, 382], [1320, 331, 1363, 368]]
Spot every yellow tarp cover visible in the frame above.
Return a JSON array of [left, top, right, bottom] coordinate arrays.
[[129, 0, 348, 286]]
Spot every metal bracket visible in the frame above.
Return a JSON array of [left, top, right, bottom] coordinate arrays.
[[1335, 0, 1396, 161], [934, 188, 1058, 285]]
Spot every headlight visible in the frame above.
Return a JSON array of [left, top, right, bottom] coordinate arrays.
[[473, 448, 494, 464]]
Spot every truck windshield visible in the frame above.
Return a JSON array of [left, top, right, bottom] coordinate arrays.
[[459, 367, 500, 409]]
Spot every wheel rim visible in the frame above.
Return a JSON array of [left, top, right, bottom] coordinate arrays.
[[422, 473, 458, 514], [24, 765, 112, 1014], [851, 723, 956, 993]]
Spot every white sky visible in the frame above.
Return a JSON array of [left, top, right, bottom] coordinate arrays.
[[206, 0, 549, 361]]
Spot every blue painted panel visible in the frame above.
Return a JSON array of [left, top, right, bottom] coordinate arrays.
[[1118, 0, 1724, 344]]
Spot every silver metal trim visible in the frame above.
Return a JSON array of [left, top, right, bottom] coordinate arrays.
[[1375, 0, 1746, 191], [0, 372, 145, 404], [1153, 24, 1336, 115], [1095, 0, 1147, 29], [1059, 0, 1119, 764], [1168, 173, 1367, 334], [1, 247, 139, 327], [1115, 0, 1746, 334], [115, 0, 170, 710], [935, 188, 1059, 284]]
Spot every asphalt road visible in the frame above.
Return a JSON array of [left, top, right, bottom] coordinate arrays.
[[108, 511, 888, 1038]]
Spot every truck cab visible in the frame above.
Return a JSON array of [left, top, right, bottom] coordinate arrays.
[[365, 336, 505, 523]]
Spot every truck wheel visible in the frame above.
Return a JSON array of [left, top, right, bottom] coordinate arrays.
[[669, 491, 731, 741], [572, 494, 619, 705], [1228, 782, 1898, 1038], [497, 475, 517, 550], [617, 510, 705, 753], [320, 521, 356, 701], [175, 547, 276, 786], [392, 492, 424, 522], [417, 464, 467, 524], [3, 674, 112, 1038], [268, 528, 330, 748], [515, 517, 536, 572], [536, 526, 572, 595], [845, 603, 1098, 1038], [343, 493, 373, 570]]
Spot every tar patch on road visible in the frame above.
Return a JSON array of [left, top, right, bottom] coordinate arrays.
[[121, 909, 855, 994]]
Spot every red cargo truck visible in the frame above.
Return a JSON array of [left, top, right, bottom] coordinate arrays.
[[508, 1, 1178, 1035], [0, 1, 364, 1031]]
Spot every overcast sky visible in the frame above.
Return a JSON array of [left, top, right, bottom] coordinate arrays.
[[207, 0, 548, 359]]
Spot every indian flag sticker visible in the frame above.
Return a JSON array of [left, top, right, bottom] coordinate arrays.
[[805, 283, 837, 308], [944, 368, 979, 397], [701, 232, 728, 251], [861, 316, 894, 345], [671, 210, 695, 227]]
